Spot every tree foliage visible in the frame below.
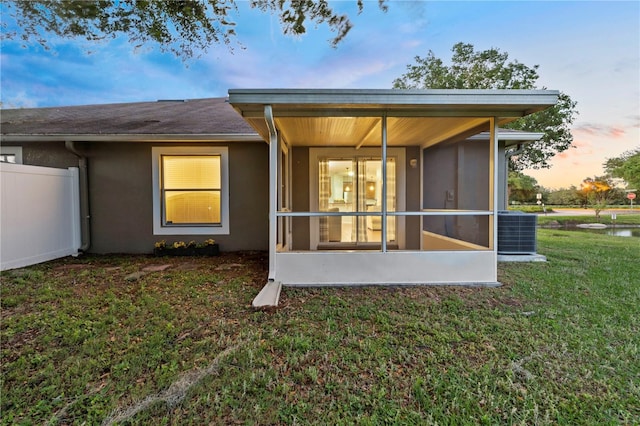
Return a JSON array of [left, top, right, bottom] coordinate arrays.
[[393, 42, 578, 170], [546, 186, 582, 206], [2, 0, 388, 60], [507, 171, 539, 203], [578, 175, 620, 218], [603, 148, 640, 189]]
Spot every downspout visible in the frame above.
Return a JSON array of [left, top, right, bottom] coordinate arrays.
[[264, 105, 278, 281], [506, 143, 524, 160], [504, 144, 524, 210], [65, 141, 91, 252]]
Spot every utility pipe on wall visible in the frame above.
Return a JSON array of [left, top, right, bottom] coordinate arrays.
[[64, 141, 91, 251], [264, 105, 278, 281]]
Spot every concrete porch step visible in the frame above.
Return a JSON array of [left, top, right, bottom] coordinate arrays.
[[252, 280, 282, 309]]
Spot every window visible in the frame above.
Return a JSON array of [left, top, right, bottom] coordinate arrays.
[[162, 155, 221, 225], [0, 146, 22, 164], [152, 147, 229, 235]]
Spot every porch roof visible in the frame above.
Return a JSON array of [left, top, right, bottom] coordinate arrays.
[[228, 89, 558, 147]]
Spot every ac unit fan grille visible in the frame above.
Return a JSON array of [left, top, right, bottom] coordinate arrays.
[[498, 211, 537, 255]]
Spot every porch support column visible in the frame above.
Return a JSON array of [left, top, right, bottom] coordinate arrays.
[[265, 105, 278, 280], [490, 117, 498, 254], [381, 113, 388, 252]]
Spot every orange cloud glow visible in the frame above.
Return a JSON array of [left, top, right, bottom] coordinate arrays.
[[556, 138, 593, 159], [574, 123, 626, 138]]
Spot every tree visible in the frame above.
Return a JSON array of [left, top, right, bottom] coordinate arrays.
[[604, 148, 640, 190], [547, 186, 582, 206], [2, 0, 388, 60], [507, 171, 539, 204], [393, 42, 578, 170], [578, 175, 616, 219]]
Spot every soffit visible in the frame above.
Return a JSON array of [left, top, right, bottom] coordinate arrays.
[[244, 115, 497, 147]]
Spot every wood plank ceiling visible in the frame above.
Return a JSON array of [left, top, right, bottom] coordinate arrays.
[[245, 115, 491, 147]]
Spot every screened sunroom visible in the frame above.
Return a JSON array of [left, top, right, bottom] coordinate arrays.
[[229, 89, 558, 292]]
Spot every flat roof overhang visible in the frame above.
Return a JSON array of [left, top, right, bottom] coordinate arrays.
[[468, 130, 545, 147], [229, 89, 559, 147]]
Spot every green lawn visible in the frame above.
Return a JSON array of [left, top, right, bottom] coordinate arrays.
[[2, 232, 638, 425]]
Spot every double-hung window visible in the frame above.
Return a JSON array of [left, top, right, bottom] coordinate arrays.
[[152, 147, 229, 235]]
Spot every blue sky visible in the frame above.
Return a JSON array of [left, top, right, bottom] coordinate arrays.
[[1, 1, 638, 189]]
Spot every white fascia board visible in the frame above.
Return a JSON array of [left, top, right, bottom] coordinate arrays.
[[468, 131, 544, 142], [0, 133, 263, 143], [229, 89, 559, 111]]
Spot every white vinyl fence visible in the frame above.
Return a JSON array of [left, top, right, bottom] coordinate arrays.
[[1, 163, 81, 271]]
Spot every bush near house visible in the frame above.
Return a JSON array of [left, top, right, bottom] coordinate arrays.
[[1, 232, 638, 425], [507, 205, 550, 213]]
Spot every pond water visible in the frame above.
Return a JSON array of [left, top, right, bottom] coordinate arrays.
[[560, 227, 640, 238]]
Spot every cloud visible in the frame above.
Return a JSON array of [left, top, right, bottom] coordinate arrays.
[[291, 49, 397, 88], [556, 138, 593, 159], [627, 115, 640, 128], [0, 91, 38, 108], [574, 123, 627, 138]]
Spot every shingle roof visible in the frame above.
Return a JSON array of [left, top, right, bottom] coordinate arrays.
[[1, 97, 257, 136], [1, 95, 543, 146]]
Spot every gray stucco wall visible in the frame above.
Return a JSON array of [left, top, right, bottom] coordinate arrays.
[[404, 146, 421, 250], [291, 147, 310, 250], [13, 141, 269, 253], [14, 141, 80, 168], [87, 142, 269, 253]]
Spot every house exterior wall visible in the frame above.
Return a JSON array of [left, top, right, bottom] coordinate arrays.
[[12, 141, 269, 254], [291, 146, 310, 250], [404, 146, 421, 250], [12, 141, 79, 168]]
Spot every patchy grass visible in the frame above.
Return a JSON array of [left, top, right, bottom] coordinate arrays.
[[2, 234, 638, 425]]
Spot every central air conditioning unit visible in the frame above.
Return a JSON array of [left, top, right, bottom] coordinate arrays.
[[497, 211, 538, 255]]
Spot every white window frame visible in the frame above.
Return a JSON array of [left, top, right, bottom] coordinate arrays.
[[152, 146, 229, 235], [0, 146, 23, 164]]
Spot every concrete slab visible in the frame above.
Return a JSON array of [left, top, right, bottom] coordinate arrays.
[[252, 280, 282, 309], [498, 254, 547, 262]]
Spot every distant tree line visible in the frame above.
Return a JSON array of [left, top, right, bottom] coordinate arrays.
[[509, 172, 630, 208], [509, 148, 638, 211]]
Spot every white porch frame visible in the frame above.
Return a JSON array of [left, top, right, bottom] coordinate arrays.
[[229, 89, 558, 289], [268, 115, 498, 286]]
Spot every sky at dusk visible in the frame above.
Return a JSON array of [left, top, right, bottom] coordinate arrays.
[[1, 1, 638, 190]]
